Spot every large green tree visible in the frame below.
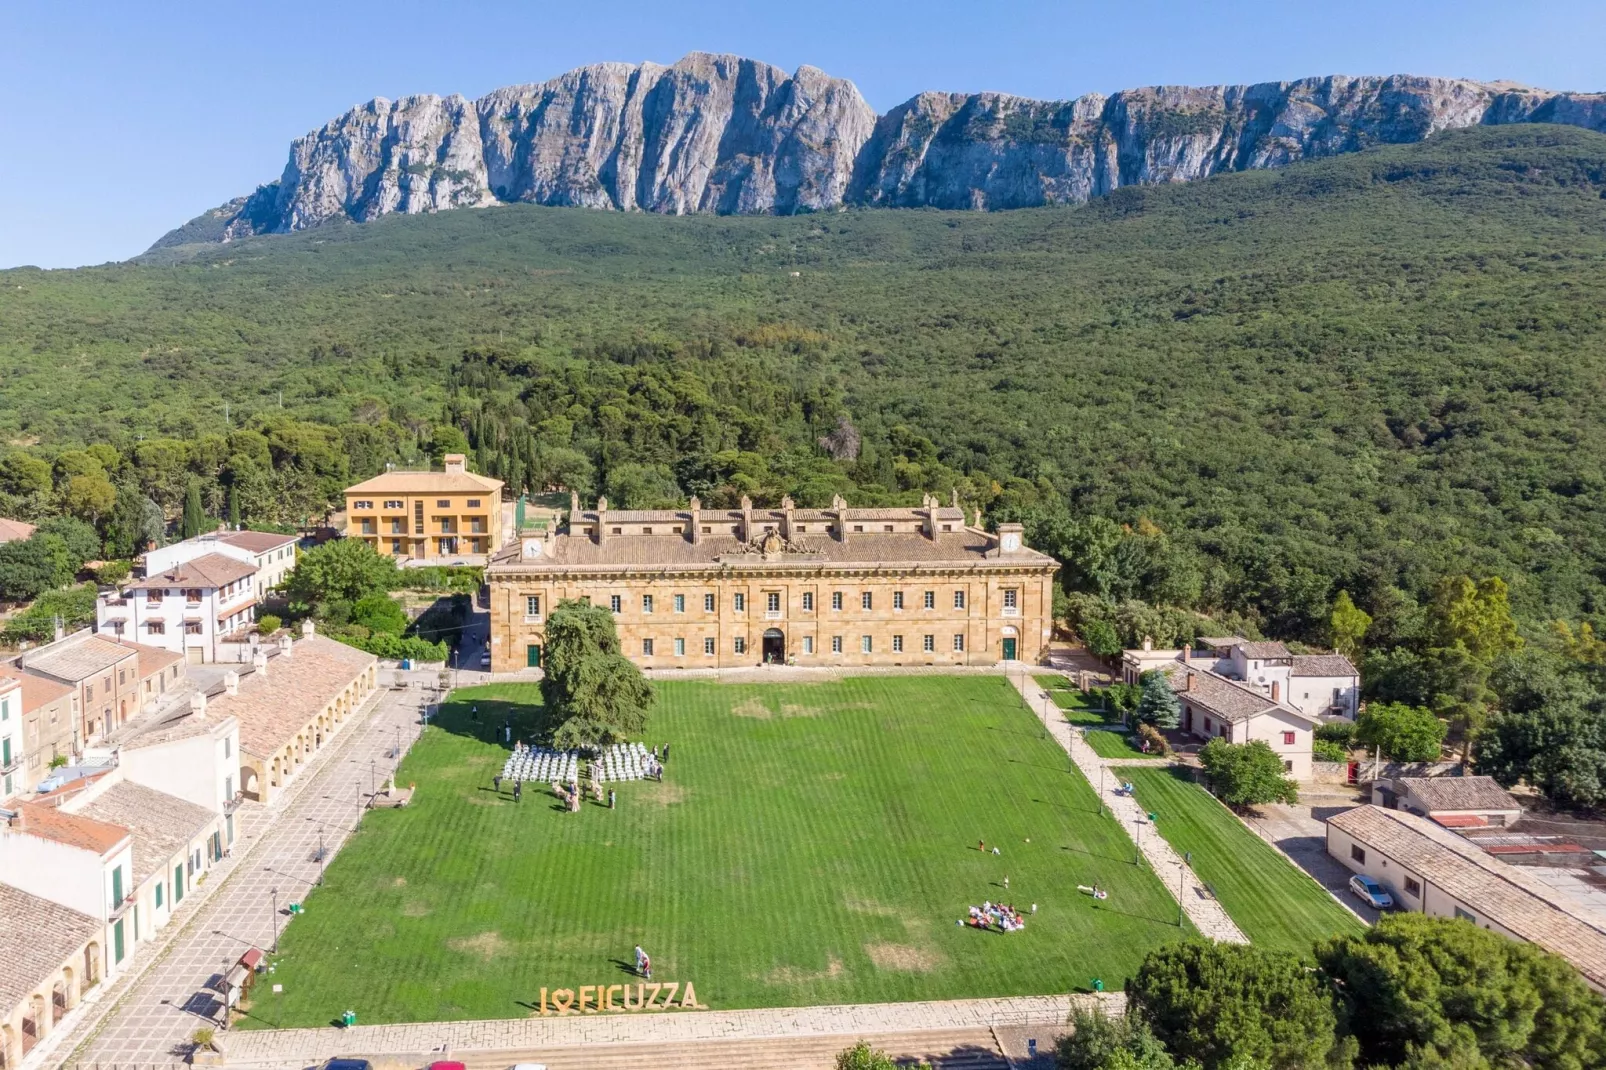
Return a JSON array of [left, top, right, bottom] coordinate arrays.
[[1329, 590, 1371, 662], [1316, 913, 1606, 1070], [1198, 739, 1298, 807], [284, 537, 399, 608], [1135, 671, 1182, 730], [1354, 702, 1447, 762], [1055, 1007, 1179, 1070], [537, 599, 654, 749], [1126, 941, 1337, 1069], [180, 477, 206, 539], [0, 536, 63, 602]]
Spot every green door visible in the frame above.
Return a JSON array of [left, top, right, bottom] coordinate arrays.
[[111, 865, 123, 906], [526, 644, 542, 668], [174, 864, 184, 903], [113, 918, 125, 963], [1002, 637, 1017, 661]]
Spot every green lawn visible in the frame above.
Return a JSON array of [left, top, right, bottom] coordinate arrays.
[[1124, 767, 1364, 956], [1034, 676, 1112, 726], [1083, 729, 1164, 761], [244, 676, 1193, 1027]]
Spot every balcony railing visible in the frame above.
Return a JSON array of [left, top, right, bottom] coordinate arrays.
[[223, 790, 244, 815], [0, 755, 20, 775]]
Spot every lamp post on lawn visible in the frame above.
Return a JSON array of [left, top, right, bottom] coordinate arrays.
[[269, 886, 279, 952], [1098, 766, 1106, 817], [1133, 819, 1144, 866], [370, 758, 376, 799], [1176, 860, 1186, 927]]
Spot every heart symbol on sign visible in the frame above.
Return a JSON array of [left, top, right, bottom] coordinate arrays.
[[551, 988, 575, 1015]]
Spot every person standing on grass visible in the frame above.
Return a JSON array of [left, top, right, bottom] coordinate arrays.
[[641, 953, 652, 980], [513, 780, 522, 803], [634, 945, 645, 973], [493, 773, 502, 793]]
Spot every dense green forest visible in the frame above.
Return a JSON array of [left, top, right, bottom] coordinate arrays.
[[4, 125, 1606, 794]]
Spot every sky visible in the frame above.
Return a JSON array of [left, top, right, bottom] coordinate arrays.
[[2, 0, 1602, 269]]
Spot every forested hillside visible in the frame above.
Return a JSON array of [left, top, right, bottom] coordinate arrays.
[[3, 125, 1606, 658]]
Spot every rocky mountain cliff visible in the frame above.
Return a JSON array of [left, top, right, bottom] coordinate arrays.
[[155, 53, 1606, 247]]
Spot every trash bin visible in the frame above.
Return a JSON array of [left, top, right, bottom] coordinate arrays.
[[401, 658, 411, 670], [341, 1010, 356, 1028], [1092, 978, 1104, 993], [288, 902, 303, 915]]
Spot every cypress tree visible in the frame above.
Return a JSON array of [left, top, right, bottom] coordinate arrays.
[[181, 479, 205, 539]]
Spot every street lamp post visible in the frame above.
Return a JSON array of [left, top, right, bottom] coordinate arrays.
[[1098, 766, 1106, 817], [317, 826, 326, 886], [1176, 861, 1186, 927], [370, 758, 377, 798], [1133, 819, 1143, 865], [270, 886, 279, 952]]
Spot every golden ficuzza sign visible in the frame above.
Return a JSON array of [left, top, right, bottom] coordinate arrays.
[[538, 981, 702, 1015]]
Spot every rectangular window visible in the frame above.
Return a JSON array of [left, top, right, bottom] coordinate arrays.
[[642, 595, 654, 614], [673, 594, 685, 614], [832, 592, 843, 611], [923, 591, 935, 610], [1350, 845, 1366, 864], [436, 499, 451, 508], [525, 595, 541, 618], [893, 591, 904, 610], [831, 636, 843, 654], [704, 637, 715, 656], [892, 635, 904, 653], [148, 621, 165, 635], [352, 500, 373, 510], [467, 499, 481, 508], [384, 499, 403, 509], [733, 593, 746, 612], [766, 592, 781, 613], [414, 501, 425, 534], [184, 621, 202, 635], [674, 638, 685, 657], [803, 636, 814, 654], [802, 592, 814, 611], [609, 595, 622, 614], [1282, 731, 1296, 745], [953, 633, 965, 652], [704, 593, 715, 612], [1003, 588, 1018, 610], [1404, 877, 1421, 898], [923, 634, 935, 652], [734, 636, 746, 655], [156, 882, 163, 909], [954, 590, 966, 609], [642, 639, 654, 656], [1455, 906, 1476, 923], [861, 635, 872, 653], [861, 592, 873, 610]]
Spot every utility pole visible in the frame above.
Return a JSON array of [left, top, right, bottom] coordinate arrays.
[[270, 887, 279, 952]]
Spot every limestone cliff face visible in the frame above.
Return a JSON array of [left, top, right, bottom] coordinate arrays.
[[170, 57, 1606, 246]]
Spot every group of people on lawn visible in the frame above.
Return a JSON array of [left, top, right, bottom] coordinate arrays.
[[965, 900, 1028, 933]]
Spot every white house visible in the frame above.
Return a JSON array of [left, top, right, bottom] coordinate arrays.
[[97, 554, 258, 664], [0, 676, 20, 801], [0, 801, 136, 979], [1161, 661, 1318, 780], [117, 704, 243, 846], [1328, 805, 1606, 992], [145, 528, 298, 602], [1123, 636, 1360, 722]]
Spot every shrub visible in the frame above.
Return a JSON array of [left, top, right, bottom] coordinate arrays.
[[1314, 721, 1357, 747], [191, 1027, 216, 1051], [1136, 722, 1171, 756], [257, 614, 282, 634], [1313, 739, 1348, 763], [333, 631, 447, 662]]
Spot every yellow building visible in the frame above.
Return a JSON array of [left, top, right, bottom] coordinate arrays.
[[342, 454, 504, 562], [486, 493, 1059, 671]]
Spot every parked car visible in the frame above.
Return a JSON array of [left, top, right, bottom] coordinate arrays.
[[426, 1061, 466, 1070], [1349, 873, 1394, 910], [322, 1060, 373, 1070], [509, 1063, 548, 1070]]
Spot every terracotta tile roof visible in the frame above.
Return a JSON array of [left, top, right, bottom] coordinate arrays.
[[0, 517, 35, 544], [12, 802, 129, 856], [1198, 636, 1247, 648], [22, 635, 137, 683], [1329, 806, 1606, 989], [1291, 653, 1359, 677], [118, 640, 184, 680], [345, 470, 503, 494], [120, 710, 232, 751], [1162, 664, 1318, 726], [126, 552, 257, 591], [206, 636, 376, 758], [492, 529, 1055, 573], [1237, 641, 1293, 659], [217, 531, 298, 553], [0, 665, 72, 712], [1397, 776, 1522, 814], [75, 782, 216, 886], [0, 882, 100, 1013]]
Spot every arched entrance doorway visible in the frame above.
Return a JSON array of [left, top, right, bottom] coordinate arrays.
[[761, 629, 785, 664]]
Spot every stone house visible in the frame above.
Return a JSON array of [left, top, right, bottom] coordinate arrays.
[[0, 882, 101, 1070], [485, 494, 1059, 672], [0, 668, 74, 799], [16, 634, 141, 749]]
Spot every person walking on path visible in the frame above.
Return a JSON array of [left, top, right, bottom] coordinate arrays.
[[513, 781, 522, 803], [608, 789, 617, 810]]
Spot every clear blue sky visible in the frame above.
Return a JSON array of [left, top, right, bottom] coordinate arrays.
[[2, 0, 1601, 269]]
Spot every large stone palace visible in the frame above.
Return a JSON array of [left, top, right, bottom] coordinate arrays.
[[485, 493, 1059, 672]]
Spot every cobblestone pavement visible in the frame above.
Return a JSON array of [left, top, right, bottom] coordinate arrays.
[[215, 993, 1126, 1069], [51, 678, 436, 1069], [1005, 669, 1248, 944]]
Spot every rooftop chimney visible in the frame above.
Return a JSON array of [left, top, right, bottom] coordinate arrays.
[[595, 496, 608, 546], [921, 493, 937, 540], [832, 495, 849, 544], [1142, 636, 1153, 652], [781, 496, 795, 540], [300, 619, 316, 639], [739, 496, 753, 543], [1182, 646, 1191, 665], [278, 634, 293, 657], [1186, 672, 1196, 693], [569, 489, 580, 525], [191, 692, 208, 716], [1271, 680, 1281, 703], [443, 453, 467, 474], [223, 671, 239, 696], [252, 651, 268, 677], [688, 497, 701, 545]]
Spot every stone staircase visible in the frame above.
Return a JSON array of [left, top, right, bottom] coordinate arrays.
[[445, 1028, 1008, 1070]]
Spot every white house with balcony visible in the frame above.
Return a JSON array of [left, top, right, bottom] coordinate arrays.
[[142, 527, 298, 602], [96, 554, 259, 664]]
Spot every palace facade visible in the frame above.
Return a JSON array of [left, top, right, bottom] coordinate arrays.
[[485, 494, 1059, 672]]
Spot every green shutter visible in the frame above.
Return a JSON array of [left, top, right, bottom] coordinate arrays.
[[526, 644, 542, 667], [156, 882, 163, 909], [113, 919, 125, 963], [111, 865, 123, 906], [174, 864, 184, 903]]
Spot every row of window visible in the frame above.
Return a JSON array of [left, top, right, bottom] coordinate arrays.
[[352, 498, 485, 510], [524, 589, 1010, 617], [639, 634, 967, 656]]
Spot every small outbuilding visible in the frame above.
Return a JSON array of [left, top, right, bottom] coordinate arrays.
[[1373, 775, 1523, 828]]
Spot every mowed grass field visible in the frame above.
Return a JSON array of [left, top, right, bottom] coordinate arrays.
[[1124, 767, 1364, 956], [244, 676, 1194, 1027], [1082, 729, 1164, 761]]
